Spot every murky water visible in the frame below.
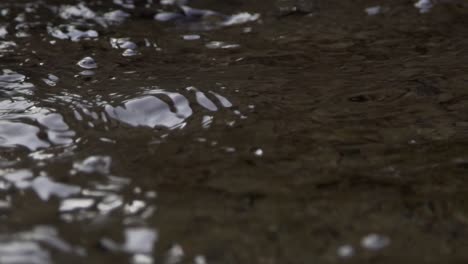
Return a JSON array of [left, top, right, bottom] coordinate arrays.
[[1, 0, 468, 263]]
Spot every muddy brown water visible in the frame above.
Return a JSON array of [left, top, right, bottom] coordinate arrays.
[[1, 0, 468, 263]]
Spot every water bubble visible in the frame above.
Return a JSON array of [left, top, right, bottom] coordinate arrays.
[[0, 41, 16, 53], [166, 244, 184, 264], [59, 3, 97, 20], [97, 194, 123, 213], [224, 147, 236, 153], [205, 41, 240, 49], [114, 0, 136, 9], [0, 241, 51, 264], [124, 200, 146, 214], [0, 9, 9, 17], [209, 91, 232, 108], [73, 156, 112, 175], [276, 0, 317, 16], [195, 91, 218, 111], [110, 38, 137, 50], [365, 6, 382, 16], [182, 34, 201, 40], [48, 25, 98, 42], [0, 69, 34, 96], [0, 226, 82, 263], [3, 169, 33, 189], [42, 74, 59, 86], [31, 175, 81, 201], [415, 0, 433, 13], [0, 121, 50, 151], [154, 12, 183, 22], [194, 255, 207, 264], [337, 244, 354, 258], [161, 0, 188, 5], [122, 49, 138, 57], [254, 148, 264, 157], [104, 10, 130, 25], [0, 26, 7, 38], [361, 234, 390, 251], [105, 92, 192, 129], [123, 228, 158, 254], [132, 254, 154, 264], [222, 12, 260, 26], [59, 198, 95, 212], [77, 57, 97, 69], [79, 70, 95, 76]]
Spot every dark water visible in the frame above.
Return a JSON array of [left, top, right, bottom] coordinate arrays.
[[1, 0, 468, 263]]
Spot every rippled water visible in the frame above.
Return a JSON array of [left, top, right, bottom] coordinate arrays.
[[1, 0, 468, 263]]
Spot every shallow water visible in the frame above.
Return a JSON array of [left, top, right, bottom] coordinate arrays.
[[1, 0, 468, 263]]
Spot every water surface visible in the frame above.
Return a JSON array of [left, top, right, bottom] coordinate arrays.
[[1, 0, 468, 263]]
